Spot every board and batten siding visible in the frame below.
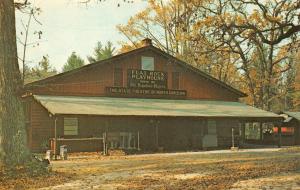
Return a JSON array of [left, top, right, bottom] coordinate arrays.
[[27, 49, 240, 101], [217, 120, 240, 148], [30, 100, 54, 152]]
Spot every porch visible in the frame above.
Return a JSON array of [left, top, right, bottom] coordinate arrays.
[[31, 95, 283, 155]]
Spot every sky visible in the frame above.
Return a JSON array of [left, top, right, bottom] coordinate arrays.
[[16, 0, 148, 72]]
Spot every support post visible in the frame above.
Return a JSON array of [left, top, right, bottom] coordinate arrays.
[[232, 128, 235, 148], [241, 123, 245, 144], [137, 131, 140, 151], [103, 132, 107, 156], [278, 126, 282, 148], [103, 119, 109, 156], [103, 132, 105, 155], [295, 126, 300, 145], [54, 117, 58, 160], [231, 127, 239, 151], [155, 123, 159, 149], [259, 122, 263, 142]]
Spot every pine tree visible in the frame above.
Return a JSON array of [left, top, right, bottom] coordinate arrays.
[[87, 41, 115, 63], [62, 52, 85, 72]]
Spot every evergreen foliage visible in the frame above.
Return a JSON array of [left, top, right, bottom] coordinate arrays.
[[62, 52, 85, 72], [87, 41, 115, 63]]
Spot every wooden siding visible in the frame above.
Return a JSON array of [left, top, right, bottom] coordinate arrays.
[[24, 46, 247, 152], [217, 120, 240, 148], [157, 118, 203, 151], [28, 111, 241, 152], [282, 119, 300, 145], [30, 99, 54, 152], [27, 49, 240, 101]]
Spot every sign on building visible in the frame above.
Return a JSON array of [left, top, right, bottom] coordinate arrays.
[[107, 69, 186, 98], [127, 69, 167, 89]]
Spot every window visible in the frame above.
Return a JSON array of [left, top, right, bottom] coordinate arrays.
[[245, 122, 260, 140], [64, 118, 78, 136], [172, 72, 180, 89], [141, 56, 154, 70], [114, 68, 123, 86]]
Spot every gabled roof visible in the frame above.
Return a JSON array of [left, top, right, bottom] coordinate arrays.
[[284, 112, 300, 121], [34, 95, 281, 119], [25, 45, 246, 97]]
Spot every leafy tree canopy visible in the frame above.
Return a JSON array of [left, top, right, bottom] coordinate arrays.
[[293, 54, 300, 110], [118, 0, 300, 111], [24, 55, 57, 84]]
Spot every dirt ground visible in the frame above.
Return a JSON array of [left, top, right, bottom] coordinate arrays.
[[0, 170, 72, 190], [33, 147, 300, 190]]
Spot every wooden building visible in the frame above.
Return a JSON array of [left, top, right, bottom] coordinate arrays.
[[23, 39, 282, 154], [276, 112, 300, 146]]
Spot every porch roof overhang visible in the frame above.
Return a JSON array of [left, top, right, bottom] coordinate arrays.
[[33, 95, 282, 120], [283, 112, 300, 122]]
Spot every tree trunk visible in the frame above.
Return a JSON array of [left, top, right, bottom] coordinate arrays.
[[0, 0, 30, 166]]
